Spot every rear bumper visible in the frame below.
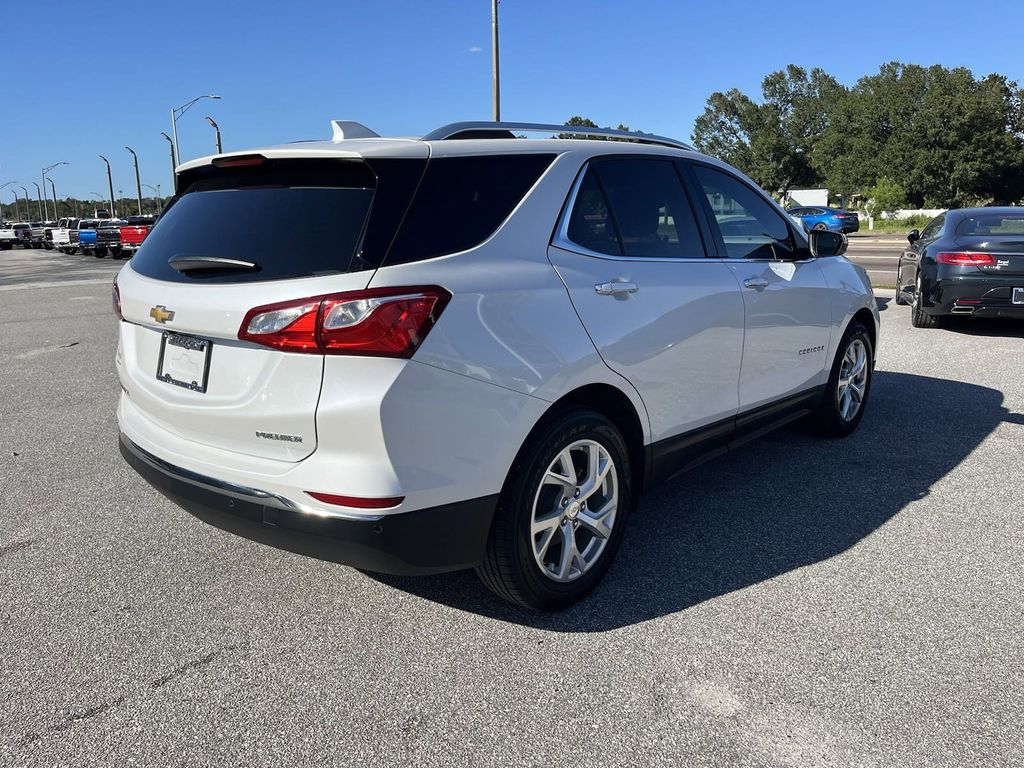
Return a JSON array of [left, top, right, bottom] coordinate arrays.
[[930, 275, 1024, 318], [119, 433, 497, 575]]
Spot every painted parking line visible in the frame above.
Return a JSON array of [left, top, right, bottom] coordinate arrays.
[[0, 277, 114, 292]]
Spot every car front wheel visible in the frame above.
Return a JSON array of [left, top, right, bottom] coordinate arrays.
[[809, 322, 873, 437], [477, 410, 633, 610]]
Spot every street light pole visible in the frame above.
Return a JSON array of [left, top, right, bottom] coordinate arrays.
[[143, 183, 163, 213], [99, 155, 116, 218], [19, 187, 30, 221], [31, 182, 43, 220], [161, 132, 177, 192], [48, 178, 58, 218], [125, 146, 143, 215], [492, 0, 500, 121], [41, 162, 68, 222], [205, 116, 222, 154], [170, 94, 221, 166], [11, 193, 20, 221], [40, 171, 49, 220]]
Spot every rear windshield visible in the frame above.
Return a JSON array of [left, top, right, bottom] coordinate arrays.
[[131, 160, 377, 284], [130, 153, 555, 283], [956, 213, 1024, 237]]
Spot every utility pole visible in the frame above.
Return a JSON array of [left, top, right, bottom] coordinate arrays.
[[491, 0, 501, 121], [125, 146, 143, 215], [99, 155, 116, 218]]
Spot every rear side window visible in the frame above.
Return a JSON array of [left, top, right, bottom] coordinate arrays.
[[384, 154, 555, 265], [567, 167, 620, 256], [131, 160, 380, 284], [593, 159, 705, 258]]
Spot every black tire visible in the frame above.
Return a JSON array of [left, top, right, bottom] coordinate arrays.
[[476, 409, 634, 610], [910, 275, 939, 328], [93, 248, 106, 258], [894, 267, 909, 305], [809, 321, 873, 438]]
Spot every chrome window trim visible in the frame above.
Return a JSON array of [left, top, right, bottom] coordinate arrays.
[[551, 161, 724, 264]]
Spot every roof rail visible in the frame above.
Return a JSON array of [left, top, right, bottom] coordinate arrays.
[[421, 121, 694, 151]]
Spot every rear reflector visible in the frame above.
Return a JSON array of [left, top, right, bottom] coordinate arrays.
[[238, 285, 451, 357], [936, 252, 996, 266], [212, 154, 267, 168], [305, 491, 404, 509]]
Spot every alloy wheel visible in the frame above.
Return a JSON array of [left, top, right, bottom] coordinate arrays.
[[837, 338, 869, 422], [530, 439, 618, 582]]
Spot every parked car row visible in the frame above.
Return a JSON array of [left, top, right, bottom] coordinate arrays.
[[1, 216, 157, 257]]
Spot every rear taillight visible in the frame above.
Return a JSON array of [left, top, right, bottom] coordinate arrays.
[[212, 154, 266, 168], [238, 286, 450, 358], [112, 276, 122, 320], [936, 252, 996, 266]]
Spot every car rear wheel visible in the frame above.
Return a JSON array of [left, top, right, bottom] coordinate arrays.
[[813, 222, 828, 231], [809, 321, 873, 437], [476, 410, 632, 610], [911, 275, 940, 328]]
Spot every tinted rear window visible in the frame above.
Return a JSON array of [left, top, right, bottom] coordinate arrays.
[[131, 160, 378, 284], [956, 213, 1024, 237], [384, 154, 555, 265]]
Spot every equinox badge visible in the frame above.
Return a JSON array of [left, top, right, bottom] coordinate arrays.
[[149, 305, 176, 324]]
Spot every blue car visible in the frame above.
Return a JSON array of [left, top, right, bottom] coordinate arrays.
[[787, 206, 860, 234]]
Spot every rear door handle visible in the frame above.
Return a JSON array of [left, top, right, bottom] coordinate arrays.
[[595, 281, 638, 296], [743, 277, 769, 290]]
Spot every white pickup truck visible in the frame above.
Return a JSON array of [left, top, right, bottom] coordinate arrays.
[[50, 218, 81, 253], [0, 223, 31, 249]]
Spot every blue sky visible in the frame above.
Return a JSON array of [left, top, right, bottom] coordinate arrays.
[[4, 0, 1023, 201]]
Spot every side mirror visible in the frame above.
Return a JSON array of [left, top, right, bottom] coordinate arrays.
[[907, 229, 920, 244], [808, 228, 847, 258]]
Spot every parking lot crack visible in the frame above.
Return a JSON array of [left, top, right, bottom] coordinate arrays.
[[0, 538, 37, 558], [52, 694, 127, 732], [150, 644, 237, 689]]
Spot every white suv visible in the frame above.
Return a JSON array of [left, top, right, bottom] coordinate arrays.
[[116, 120, 878, 610]]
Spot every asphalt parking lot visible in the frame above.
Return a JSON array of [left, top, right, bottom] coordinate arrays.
[[1, 251, 1022, 766]]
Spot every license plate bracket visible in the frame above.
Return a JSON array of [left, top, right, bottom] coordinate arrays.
[[1013, 288, 1024, 305], [157, 332, 212, 393]]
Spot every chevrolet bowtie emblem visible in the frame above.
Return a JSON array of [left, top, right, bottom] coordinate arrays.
[[149, 305, 175, 324]]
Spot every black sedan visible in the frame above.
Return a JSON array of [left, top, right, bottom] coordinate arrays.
[[895, 207, 1024, 327]]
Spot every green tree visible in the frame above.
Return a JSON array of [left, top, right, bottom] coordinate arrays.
[[693, 65, 843, 195], [863, 177, 907, 218], [815, 63, 1024, 206]]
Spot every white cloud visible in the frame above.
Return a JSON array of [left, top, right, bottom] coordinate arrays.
[[468, 46, 483, 53]]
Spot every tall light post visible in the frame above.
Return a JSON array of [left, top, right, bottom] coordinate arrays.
[[99, 155, 116, 218], [31, 182, 43, 220], [0, 181, 13, 223], [125, 146, 143, 215], [491, 0, 500, 121], [48, 178, 58, 218], [11, 192, 20, 221], [161, 132, 177, 191], [143, 183, 162, 214], [20, 186, 30, 221], [41, 162, 67, 221], [170, 94, 220, 166], [204, 116, 222, 154]]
